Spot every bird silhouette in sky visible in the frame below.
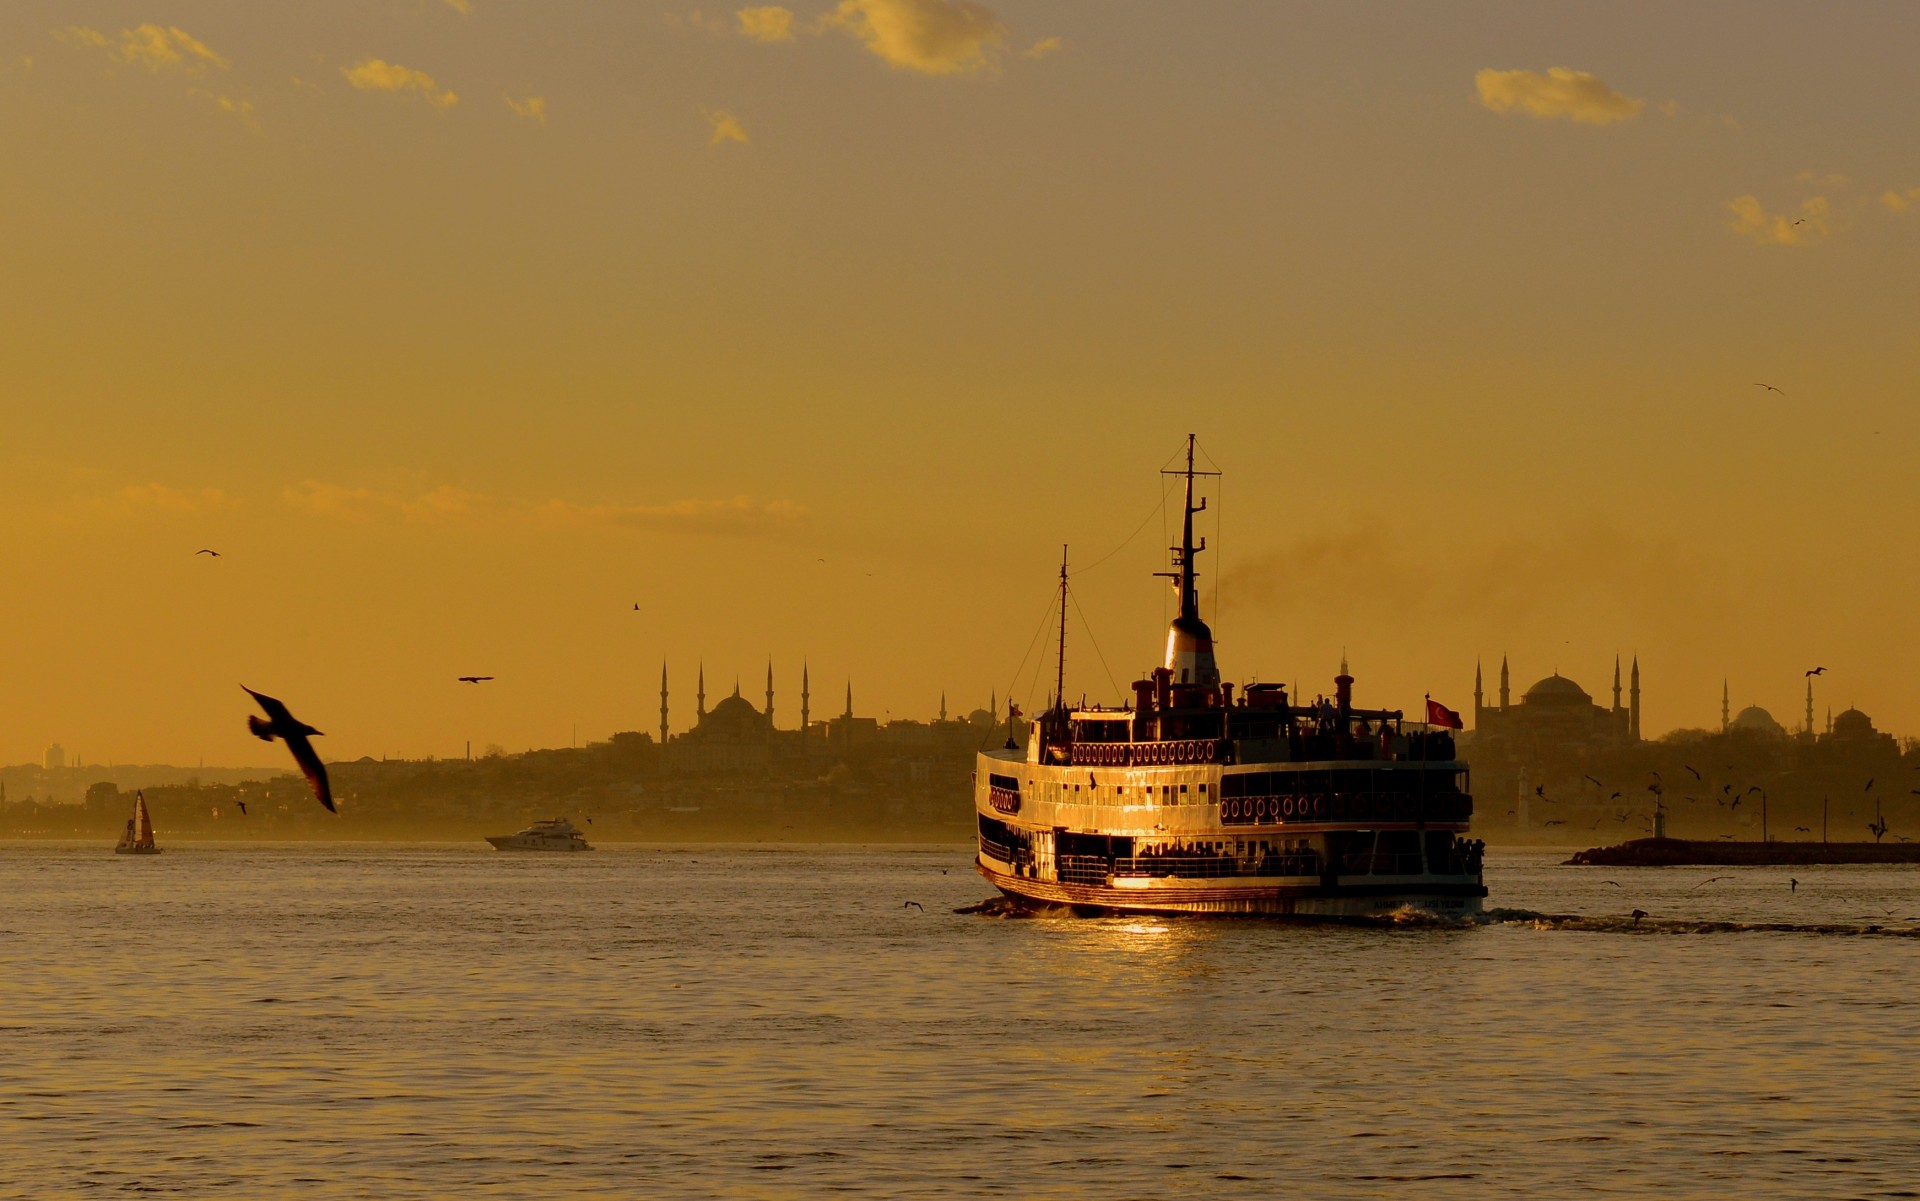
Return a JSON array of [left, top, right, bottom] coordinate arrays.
[[1584, 775, 1603, 787], [458, 676, 494, 684], [1754, 383, 1785, 395], [1684, 765, 1701, 780], [242, 686, 334, 813], [237, 800, 247, 816], [1693, 876, 1733, 889], [1790, 877, 1799, 892], [1631, 909, 1648, 925], [195, 548, 221, 557], [1806, 667, 1826, 676], [1544, 819, 1566, 827], [1610, 791, 1623, 800], [1865, 778, 1876, 792]]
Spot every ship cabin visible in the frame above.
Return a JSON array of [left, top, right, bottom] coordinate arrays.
[[1030, 665, 1461, 773]]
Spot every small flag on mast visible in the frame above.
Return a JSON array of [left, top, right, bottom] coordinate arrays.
[[1425, 696, 1463, 730]]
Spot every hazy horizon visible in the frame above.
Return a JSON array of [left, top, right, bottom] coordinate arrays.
[[6, 2, 1919, 765]]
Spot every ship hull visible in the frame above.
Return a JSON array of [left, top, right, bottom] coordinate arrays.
[[485, 836, 591, 852], [114, 845, 161, 856], [977, 857, 1483, 919]]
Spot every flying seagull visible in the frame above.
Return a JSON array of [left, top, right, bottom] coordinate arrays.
[[242, 686, 334, 813], [1806, 667, 1826, 676], [237, 800, 247, 816], [1754, 383, 1785, 395], [195, 548, 221, 557], [1684, 765, 1701, 780], [458, 676, 494, 684], [1692, 876, 1733, 889], [1631, 909, 1648, 925], [1584, 775, 1604, 787]]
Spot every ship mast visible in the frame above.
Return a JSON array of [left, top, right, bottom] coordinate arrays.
[[1158, 435, 1221, 686], [1054, 544, 1069, 714]]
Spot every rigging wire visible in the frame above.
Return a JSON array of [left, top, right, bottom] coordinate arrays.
[[1067, 582, 1125, 705], [983, 585, 1059, 750], [1076, 475, 1176, 576]]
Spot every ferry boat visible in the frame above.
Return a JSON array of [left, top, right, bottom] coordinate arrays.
[[115, 790, 160, 855], [485, 817, 593, 852], [974, 437, 1485, 919]]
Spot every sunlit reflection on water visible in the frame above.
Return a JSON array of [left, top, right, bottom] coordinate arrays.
[[2, 844, 1918, 1198]]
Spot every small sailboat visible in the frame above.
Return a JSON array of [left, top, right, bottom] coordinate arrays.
[[115, 790, 160, 855]]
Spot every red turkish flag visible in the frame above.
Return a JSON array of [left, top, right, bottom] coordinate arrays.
[[1426, 697, 1464, 730]]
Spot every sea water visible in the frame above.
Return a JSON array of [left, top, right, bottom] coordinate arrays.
[[3, 844, 1918, 1198]]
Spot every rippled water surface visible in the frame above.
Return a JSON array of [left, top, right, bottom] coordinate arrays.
[[5, 844, 1920, 1198]]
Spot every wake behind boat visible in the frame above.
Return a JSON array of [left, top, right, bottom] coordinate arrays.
[[115, 790, 160, 855], [486, 817, 593, 852], [975, 437, 1486, 919]]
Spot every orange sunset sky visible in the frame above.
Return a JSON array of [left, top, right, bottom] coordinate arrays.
[[3, 1, 1918, 766]]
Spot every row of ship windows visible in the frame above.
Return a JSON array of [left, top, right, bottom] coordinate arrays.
[[989, 773, 1209, 800]]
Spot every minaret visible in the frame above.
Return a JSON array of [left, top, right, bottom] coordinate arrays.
[[1629, 657, 1641, 741], [801, 661, 810, 732], [1473, 659, 1484, 724], [1499, 655, 1510, 709], [844, 681, 853, 720], [765, 659, 775, 728], [1158, 433, 1220, 687], [659, 660, 669, 746], [939, 691, 947, 722], [697, 661, 706, 720], [1721, 678, 1729, 732], [1612, 655, 1623, 713], [1805, 676, 1815, 737]]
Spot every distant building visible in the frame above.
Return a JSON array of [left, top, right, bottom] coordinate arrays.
[[1470, 655, 1639, 758], [43, 744, 66, 771]]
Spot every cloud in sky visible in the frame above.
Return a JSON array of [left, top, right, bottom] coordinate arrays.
[[342, 58, 458, 108], [707, 108, 749, 145], [1727, 195, 1830, 246], [1881, 188, 1920, 213], [736, 6, 796, 42], [284, 481, 485, 522], [444, 0, 474, 14], [505, 94, 547, 124], [114, 484, 234, 514], [58, 24, 229, 73], [825, 0, 1007, 76], [1475, 67, 1643, 125], [1023, 36, 1062, 60], [533, 496, 805, 538]]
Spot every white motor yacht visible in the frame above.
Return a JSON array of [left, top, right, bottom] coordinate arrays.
[[485, 817, 594, 852]]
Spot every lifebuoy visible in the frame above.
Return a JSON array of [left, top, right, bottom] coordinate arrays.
[[1254, 797, 1269, 822], [1281, 796, 1296, 819], [1312, 795, 1327, 819], [1331, 795, 1347, 819]]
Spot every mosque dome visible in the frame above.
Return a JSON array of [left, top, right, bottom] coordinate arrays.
[[700, 692, 766, 737], [1832, 707, 1877, 738], [1732, 705, 1785, 736], [1522, 674, 1591, 706]]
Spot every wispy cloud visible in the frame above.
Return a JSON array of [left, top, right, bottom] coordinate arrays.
[[825, 0, 1007, 76], [342, 58, 457, 108], [1882, 187, 1920, 214], [57, 24, 229, 73], [736, 6, 796, 42], [444, 0, 474, 14], [1023, 36, 1062, 60], [1728, 195, 1830, 246], [1475, 67, 1643, 125], [504, 94, 546, 124], [533, 496, 805, 538], [114, 483, 235, 514], [706, 108, 749, 145], [283, 481, 485, 522]]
